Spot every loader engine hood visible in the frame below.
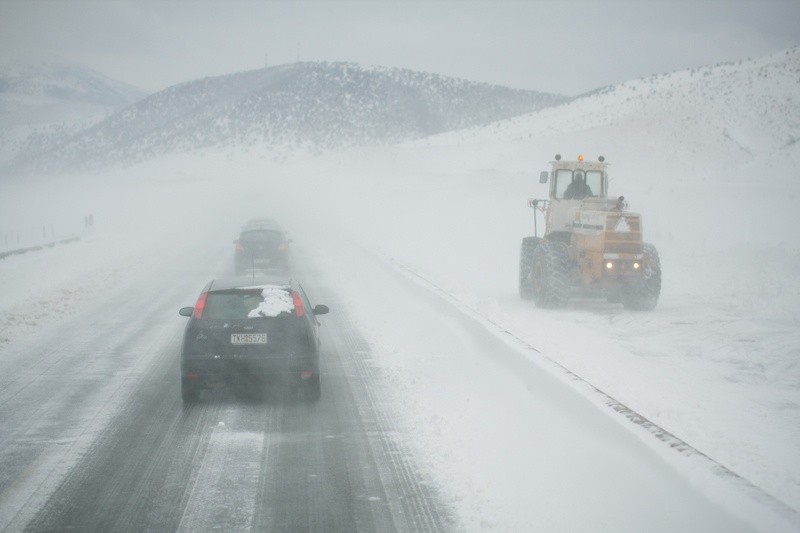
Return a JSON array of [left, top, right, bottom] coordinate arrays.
[[572, 208, 643, 255]]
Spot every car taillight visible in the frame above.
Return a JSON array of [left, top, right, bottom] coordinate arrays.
[[291, 290, 305, 317], [193, 292, 208, 319], [234, 242, 244, 252], [278, 241, 288, 253]]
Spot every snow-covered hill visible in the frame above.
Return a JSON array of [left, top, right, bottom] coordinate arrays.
[[450, 46, 799, 167], [0, 59, 147, 164], [0, 59, 146, 107], [5, 62, 566, 172]]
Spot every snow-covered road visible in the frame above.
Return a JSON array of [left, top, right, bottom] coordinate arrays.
[[0, 207, 793, 531], [1, 138, 798, 531], [299, 237, 762, 531], [0, 237, 455, 531]]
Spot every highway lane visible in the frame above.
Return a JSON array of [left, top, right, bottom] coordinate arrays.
[[0, 247, 455, 532]]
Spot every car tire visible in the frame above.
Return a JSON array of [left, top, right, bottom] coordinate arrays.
[[302, 375, 321, 403], [181, 379, 199, 403]]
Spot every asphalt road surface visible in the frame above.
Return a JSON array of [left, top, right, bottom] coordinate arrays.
[[0, 251, 455, 532]]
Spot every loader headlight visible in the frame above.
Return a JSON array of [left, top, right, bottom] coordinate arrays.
[[606, 261, 614, 269], [633, 262, 640, 269]]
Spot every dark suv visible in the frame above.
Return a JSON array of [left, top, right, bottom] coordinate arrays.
[[234, 221, 291, 275], [178, 275, 329, 403]]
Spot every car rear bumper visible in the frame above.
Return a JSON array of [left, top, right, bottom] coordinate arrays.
[[182, 353, 317, 388]]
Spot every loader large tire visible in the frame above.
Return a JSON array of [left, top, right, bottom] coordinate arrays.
[[622, 243, 661, 311], [518, 237, 541, 300], [531, 240, 570, 308]]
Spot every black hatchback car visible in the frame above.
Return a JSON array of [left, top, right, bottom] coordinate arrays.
[[234, 221, 291, 275], [178, 275, 329, 403]]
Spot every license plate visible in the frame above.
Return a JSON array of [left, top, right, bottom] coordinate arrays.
[[231, 333, 267, 345]]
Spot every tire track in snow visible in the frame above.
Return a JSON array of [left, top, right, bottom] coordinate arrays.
[[303, 275, 457, 532], [177, 404, 273, 532], [0, 250, 225, 531]]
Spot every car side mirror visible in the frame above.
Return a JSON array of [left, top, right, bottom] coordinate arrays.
[[539, 171, 549, 184], [179, 307, 194, 317], [312, 304, 329, 315]]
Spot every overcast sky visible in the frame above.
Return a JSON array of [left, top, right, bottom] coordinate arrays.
[[1, 0, 798, 96]]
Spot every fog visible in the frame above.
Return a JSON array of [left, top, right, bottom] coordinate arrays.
[[2, 0, 799, 94], [1, 6, 799, 531]]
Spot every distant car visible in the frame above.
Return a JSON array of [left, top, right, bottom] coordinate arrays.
[[178, 275, 329, 403], [245, 217, 280, 228], [234, 222, 291, 275]]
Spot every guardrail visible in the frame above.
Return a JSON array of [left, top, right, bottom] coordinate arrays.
[[0, 235, 82, 260], [0, 215, 92, 260]]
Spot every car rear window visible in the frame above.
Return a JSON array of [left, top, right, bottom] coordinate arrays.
[[240, 230, 282, 244], [203, 287, 294, 320]]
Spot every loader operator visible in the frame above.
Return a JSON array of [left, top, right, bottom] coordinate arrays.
[[563, 172, 593, 199]]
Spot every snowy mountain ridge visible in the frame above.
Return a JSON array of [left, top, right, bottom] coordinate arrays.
[[0, 59, 147, 165], [4, 48, 798, 181], [0, 58, 146, 107], [5, 61, 565, 172]]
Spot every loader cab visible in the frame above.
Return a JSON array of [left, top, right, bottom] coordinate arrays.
[[539, 155, 610, 235], [554, 169, 604, 199], [543, 155, 609, 201]]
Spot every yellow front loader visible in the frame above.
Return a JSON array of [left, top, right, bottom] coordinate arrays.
[[519, 154, 661, 310]]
